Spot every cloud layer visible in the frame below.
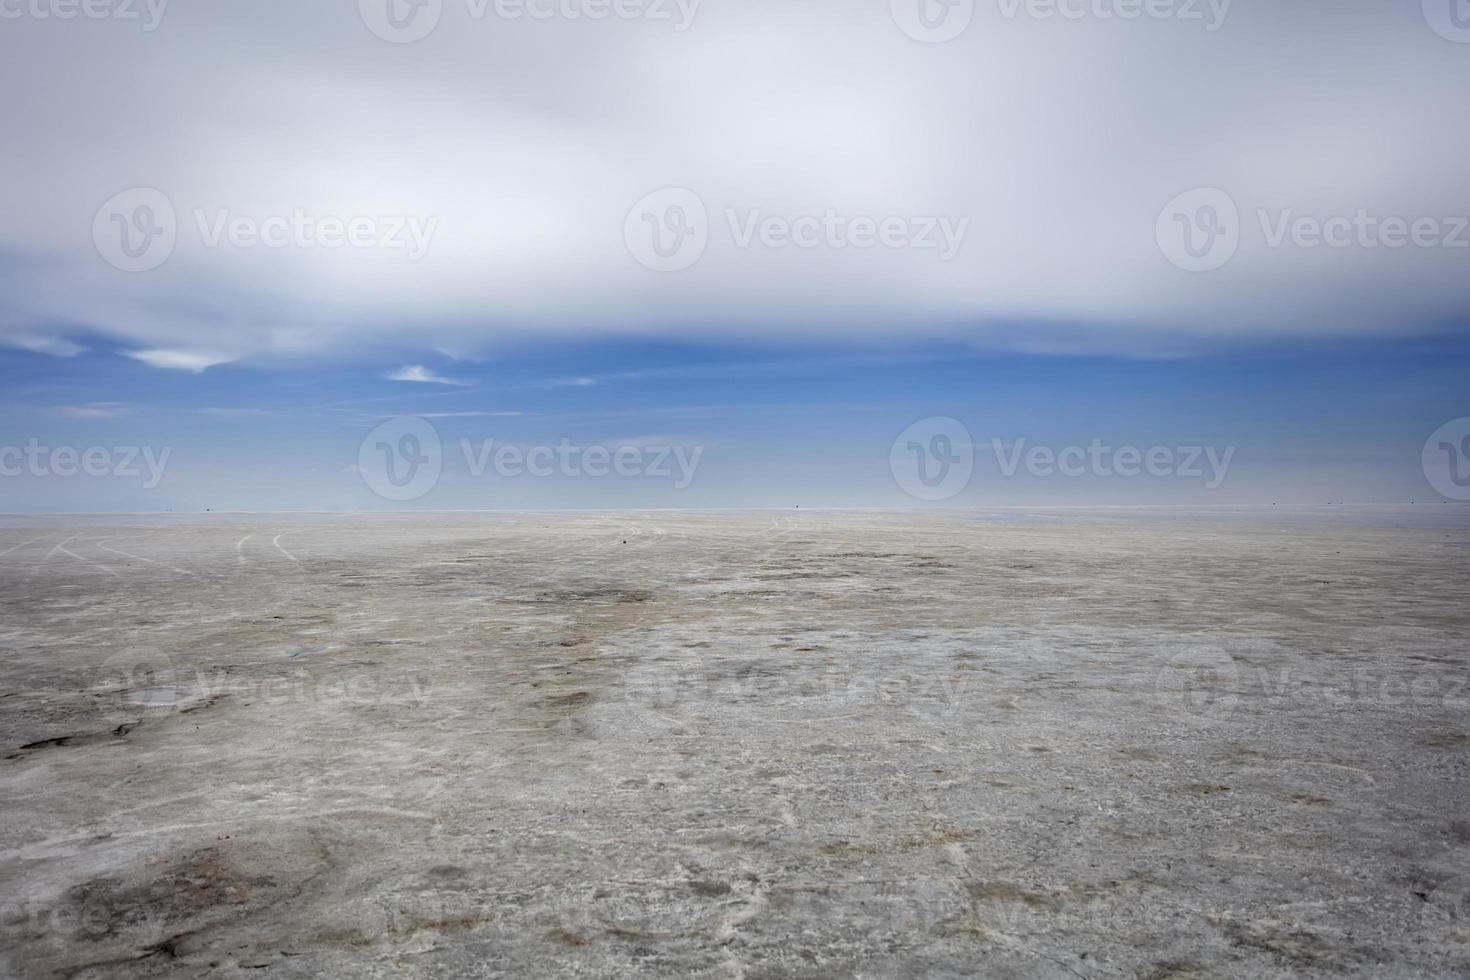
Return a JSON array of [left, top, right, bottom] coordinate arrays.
[[1, 0, 1467, 367]]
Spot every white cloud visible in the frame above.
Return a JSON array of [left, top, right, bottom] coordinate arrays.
[[52, 402, 129, 419], [0, 1, 1464, 362], [125, 350, 235, 373], [352, 410, 522, 419], [413, 411, 523, 418], [6, 334, 85, 357], [384, 365, 473, 385], [192, 407, 274, 416]]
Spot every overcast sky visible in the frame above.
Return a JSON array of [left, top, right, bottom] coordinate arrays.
[[2, 0, 1468, 370]]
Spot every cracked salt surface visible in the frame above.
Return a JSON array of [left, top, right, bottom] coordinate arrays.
[[0, 508, 1468, 977]]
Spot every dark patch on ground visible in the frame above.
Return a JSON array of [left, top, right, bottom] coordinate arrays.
[[9, 722, 137, 758]]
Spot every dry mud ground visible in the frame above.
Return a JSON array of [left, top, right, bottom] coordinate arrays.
[[1, 509, 1468, 979]]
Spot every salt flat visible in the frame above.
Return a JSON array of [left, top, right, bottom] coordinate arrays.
[[1, 509, 1468, 978]]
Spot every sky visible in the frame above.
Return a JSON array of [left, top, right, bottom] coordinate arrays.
[[1, 0, 1468, 510], [3, 334, 1468, 511]]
